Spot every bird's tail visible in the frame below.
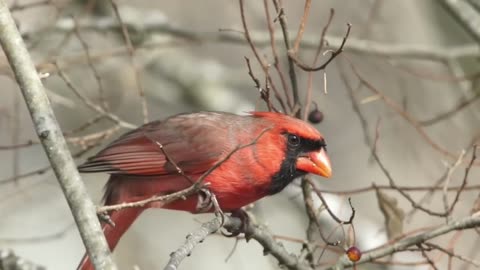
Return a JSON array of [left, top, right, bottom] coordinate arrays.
[[76, 207, 144, 270]]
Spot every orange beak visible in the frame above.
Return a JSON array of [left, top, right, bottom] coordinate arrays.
[[296, 148, 332, 178]]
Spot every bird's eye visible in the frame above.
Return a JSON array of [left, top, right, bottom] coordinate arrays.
[[287, 134, 301, 147]]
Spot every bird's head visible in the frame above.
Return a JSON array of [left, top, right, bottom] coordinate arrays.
[[251, 112, 332, 193]]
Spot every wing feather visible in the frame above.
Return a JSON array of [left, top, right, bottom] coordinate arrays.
[[78, 113, 231, 175]]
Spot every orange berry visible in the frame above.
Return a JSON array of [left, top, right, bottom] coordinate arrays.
[[346, 246, 362, 262]]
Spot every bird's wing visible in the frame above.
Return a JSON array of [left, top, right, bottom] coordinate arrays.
[[78, 114, 230, 176]]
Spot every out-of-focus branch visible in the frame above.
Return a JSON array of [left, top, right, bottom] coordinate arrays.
[[327, 213, 480, 269], [46, 13, 480, 61], [0, 249, 45, 270], [439, 0, 480, 43], [0, 2, 117, 270], [55, 63, 136, 129]]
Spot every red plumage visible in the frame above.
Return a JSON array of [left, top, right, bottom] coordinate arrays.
[[77, 112, 331, 270]]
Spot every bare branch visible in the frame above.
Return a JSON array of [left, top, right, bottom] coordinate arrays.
[[109, 0, 149, 123], [272, 0, 300, 108], [289, 23, 351, 72], [238, 0, 287, 112], [0, 2, 117, 269], [48, 14, 480, 61], [328, 213, 480, 269], [55, 63, 136, 129]]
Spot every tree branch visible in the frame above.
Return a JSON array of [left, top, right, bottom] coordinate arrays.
[[47, 13, 480, 62], [164, 215, 312, 270], [0, 2, 117, 270], [327, 213, 480, 269]]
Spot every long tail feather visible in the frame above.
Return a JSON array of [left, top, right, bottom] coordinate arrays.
[[77, 207, 144, 270]]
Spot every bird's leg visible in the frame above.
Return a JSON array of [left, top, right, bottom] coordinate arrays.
[[222, 209, 252, 240]]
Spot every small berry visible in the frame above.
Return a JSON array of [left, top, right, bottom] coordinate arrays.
[[308, 102, 324, 124], [346, 246, 362, 262]]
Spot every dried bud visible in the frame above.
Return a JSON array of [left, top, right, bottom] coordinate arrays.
[[346, 246, 362, 262]]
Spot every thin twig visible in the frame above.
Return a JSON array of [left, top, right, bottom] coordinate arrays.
[[420, 92, 480, 126], [238, 0, 287, 112], [424, 242, 480, 267], [447, 145, 477, 215], [417, 243, 439, 270], [289, 23, 351, 72], [244, 57, 277, 112], [109, 0, 149, 123], [306, 178, 355, 225], [72, 16, 108, 110], [55, 62, 136, 129], [345, 57, 478, 164], [301, 177, 342, 247], [263, 0, 292, 109], [303, 8, 335, 121], [49, 14, 480, 61], [442, 150, 466, 222], [272, 0, 300, 108], [292, 0, 312, 53]]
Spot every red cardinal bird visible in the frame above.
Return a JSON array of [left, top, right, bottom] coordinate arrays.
[[77, 111, 331, 270]]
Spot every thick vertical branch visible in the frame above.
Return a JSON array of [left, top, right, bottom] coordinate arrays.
[[0, 2, 117, 270]]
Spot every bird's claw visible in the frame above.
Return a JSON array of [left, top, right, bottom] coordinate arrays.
[[222, 209, 252, 240], [196, 187, 214, 213], [196, 187, 223, 216], [98, 212, 115, 227]]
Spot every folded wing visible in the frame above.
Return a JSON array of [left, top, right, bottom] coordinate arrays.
[[78, 114, 229, 176]]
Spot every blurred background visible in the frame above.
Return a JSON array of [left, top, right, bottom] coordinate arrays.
[[0, 0, 479, 269]]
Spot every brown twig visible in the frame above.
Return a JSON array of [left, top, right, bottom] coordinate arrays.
[[144, 133, 195, 185], [292, 0, 312, 53], [417, 243, 439, 270], [442, 150, 466, 222], [238, 0, 287, 112], [72, 16, 108, 110], [109, 0, 149, 123], [263, 0, 292, 109], [321, 183, 480, 196], [306, 178, 355, 225], [371, 120, 454, 217], [420, 92, 480, 126], [303, 8, 335, 121], [244, 57, 277, 112], [345, 57, 478, 164], [55, 62, 136, 129], [272, 0, 300, 108], [289, 23, 351, 72], [446, 145, 477, 216], [302, 177, 342, 247], [425, 242, 480, 267], [0, 140, 37, 150]]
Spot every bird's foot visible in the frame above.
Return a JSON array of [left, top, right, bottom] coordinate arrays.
[[196, 187, 222, 214], [222, 209, 252, 240]]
